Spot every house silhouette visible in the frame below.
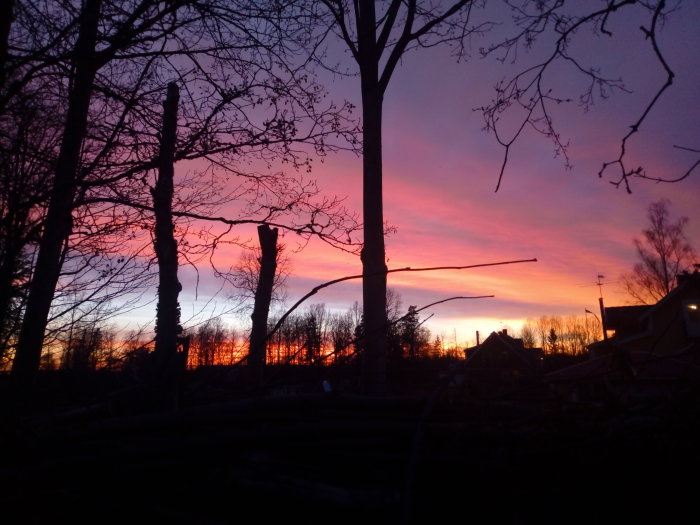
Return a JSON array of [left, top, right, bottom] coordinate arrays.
[[547, 270, 700, 404], [591, 269, 700, 357]]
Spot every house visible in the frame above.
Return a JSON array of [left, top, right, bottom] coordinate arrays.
[[461, 329, 544, 397], [547, 270, 700, 406], [590, 269, 700, 357], [465, 329, 543, 370], [602, 304, 651, 339]]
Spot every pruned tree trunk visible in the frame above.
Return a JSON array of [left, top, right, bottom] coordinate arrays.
[[357, 1, 387, 395], [248, 224, 278, 388], [150, 81, 184, 409], [11, 0, 101, 400]]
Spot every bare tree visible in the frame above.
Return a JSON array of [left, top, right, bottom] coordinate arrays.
[[0, 0, 13, 84], [620, 199, 697, 304], [564, 314, 593, 356], [11, 0, 103, 396], [522, 314, 597, 355], [327, 309, 355, 360], [519, 323, 537, 349], [1, 0, 21, 112], [60, 321, 104, 372], [0, 95, 58, 363], [307, 0, 479, 394], [190, 317, 228, 367], [304, 303, 329, 365], [253, 0, 699, 394], [1, 82, 154, 367], [267, 310, 304, 364], [6, 0, 361, 402]]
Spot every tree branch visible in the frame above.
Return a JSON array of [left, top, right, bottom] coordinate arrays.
[[267, 257, 537, 341]]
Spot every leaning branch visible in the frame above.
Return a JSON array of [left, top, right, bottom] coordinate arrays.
[[266, 294, 494, 372], [267, 257, 537, 340]]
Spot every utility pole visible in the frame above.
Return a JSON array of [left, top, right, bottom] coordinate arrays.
[[596, 274, 608, 340]]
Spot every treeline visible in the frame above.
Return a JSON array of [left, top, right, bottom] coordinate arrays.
[[5, 304, 605, 374], [519, 314, 602, 355], [22, 294, 457, 373]]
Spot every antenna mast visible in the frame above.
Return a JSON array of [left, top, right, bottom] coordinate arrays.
[[596, 274, 605, 299], [596, 274, 608, 340]]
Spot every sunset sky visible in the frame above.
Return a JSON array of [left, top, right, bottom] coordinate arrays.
[[119, 2, 700, 348]]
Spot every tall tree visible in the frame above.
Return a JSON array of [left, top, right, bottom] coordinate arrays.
[[11, 0, 102, 396], [300, 0, 697, 393], [149, 81, 186, 407], [0, 0, 14, 91], [6, 0, 360, 402], [620, 199, 697, 304], [328, 309, 354, 359], [398, 305, 429, 360], [312, 0, 475, 394], [0, 95, 58, 363]]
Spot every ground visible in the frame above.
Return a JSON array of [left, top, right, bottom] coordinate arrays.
[[2, 358, 699, 524]]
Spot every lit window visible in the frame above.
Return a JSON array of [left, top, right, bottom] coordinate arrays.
[[683, 301, 700, 337]]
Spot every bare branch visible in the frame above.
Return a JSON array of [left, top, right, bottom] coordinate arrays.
[[267, 257, 537, 341], [479, 0, 692, 192]]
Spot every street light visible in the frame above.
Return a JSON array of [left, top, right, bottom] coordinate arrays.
[[584, 308, 599, 323], [585, 308, 605, 340]]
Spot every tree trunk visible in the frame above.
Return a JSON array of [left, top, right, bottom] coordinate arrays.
[[357, 1, 387, 395], [0, 0, 15, 96], [11, 0, 101, 400], [150, 81, 183, 409], [0, 219, 25, 354], [248, 224, 278, 388]]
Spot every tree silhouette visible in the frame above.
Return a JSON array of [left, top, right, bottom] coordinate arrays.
[[276, 0, 698, 393], [148, 81, 188, 409], [620, 199, 697, 304], [5, 0, 360, 403], [398, 305, 430, 360], [12, 0, 102, 397], [306, 0, 478, 394], [521, 314, 596, 355], [248, 224, 279, 386], [0, 95, 58, 364], [0, 0, 17, 109]]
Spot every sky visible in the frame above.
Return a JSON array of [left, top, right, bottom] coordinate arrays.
[[120, 1, 700, 348]]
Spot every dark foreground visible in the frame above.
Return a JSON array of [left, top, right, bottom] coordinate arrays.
[[2, 361, 699, 524]]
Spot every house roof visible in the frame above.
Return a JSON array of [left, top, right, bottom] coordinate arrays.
[[472, 330, 524, 351], [546, 345, 700, 384], [604, 305, 650, 331], [467, 330, 542, 370], [591, 271, 700, 349], [636, 270, 700, 322]]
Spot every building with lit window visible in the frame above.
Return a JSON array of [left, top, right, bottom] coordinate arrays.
[[589, 269, 700, 357]]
